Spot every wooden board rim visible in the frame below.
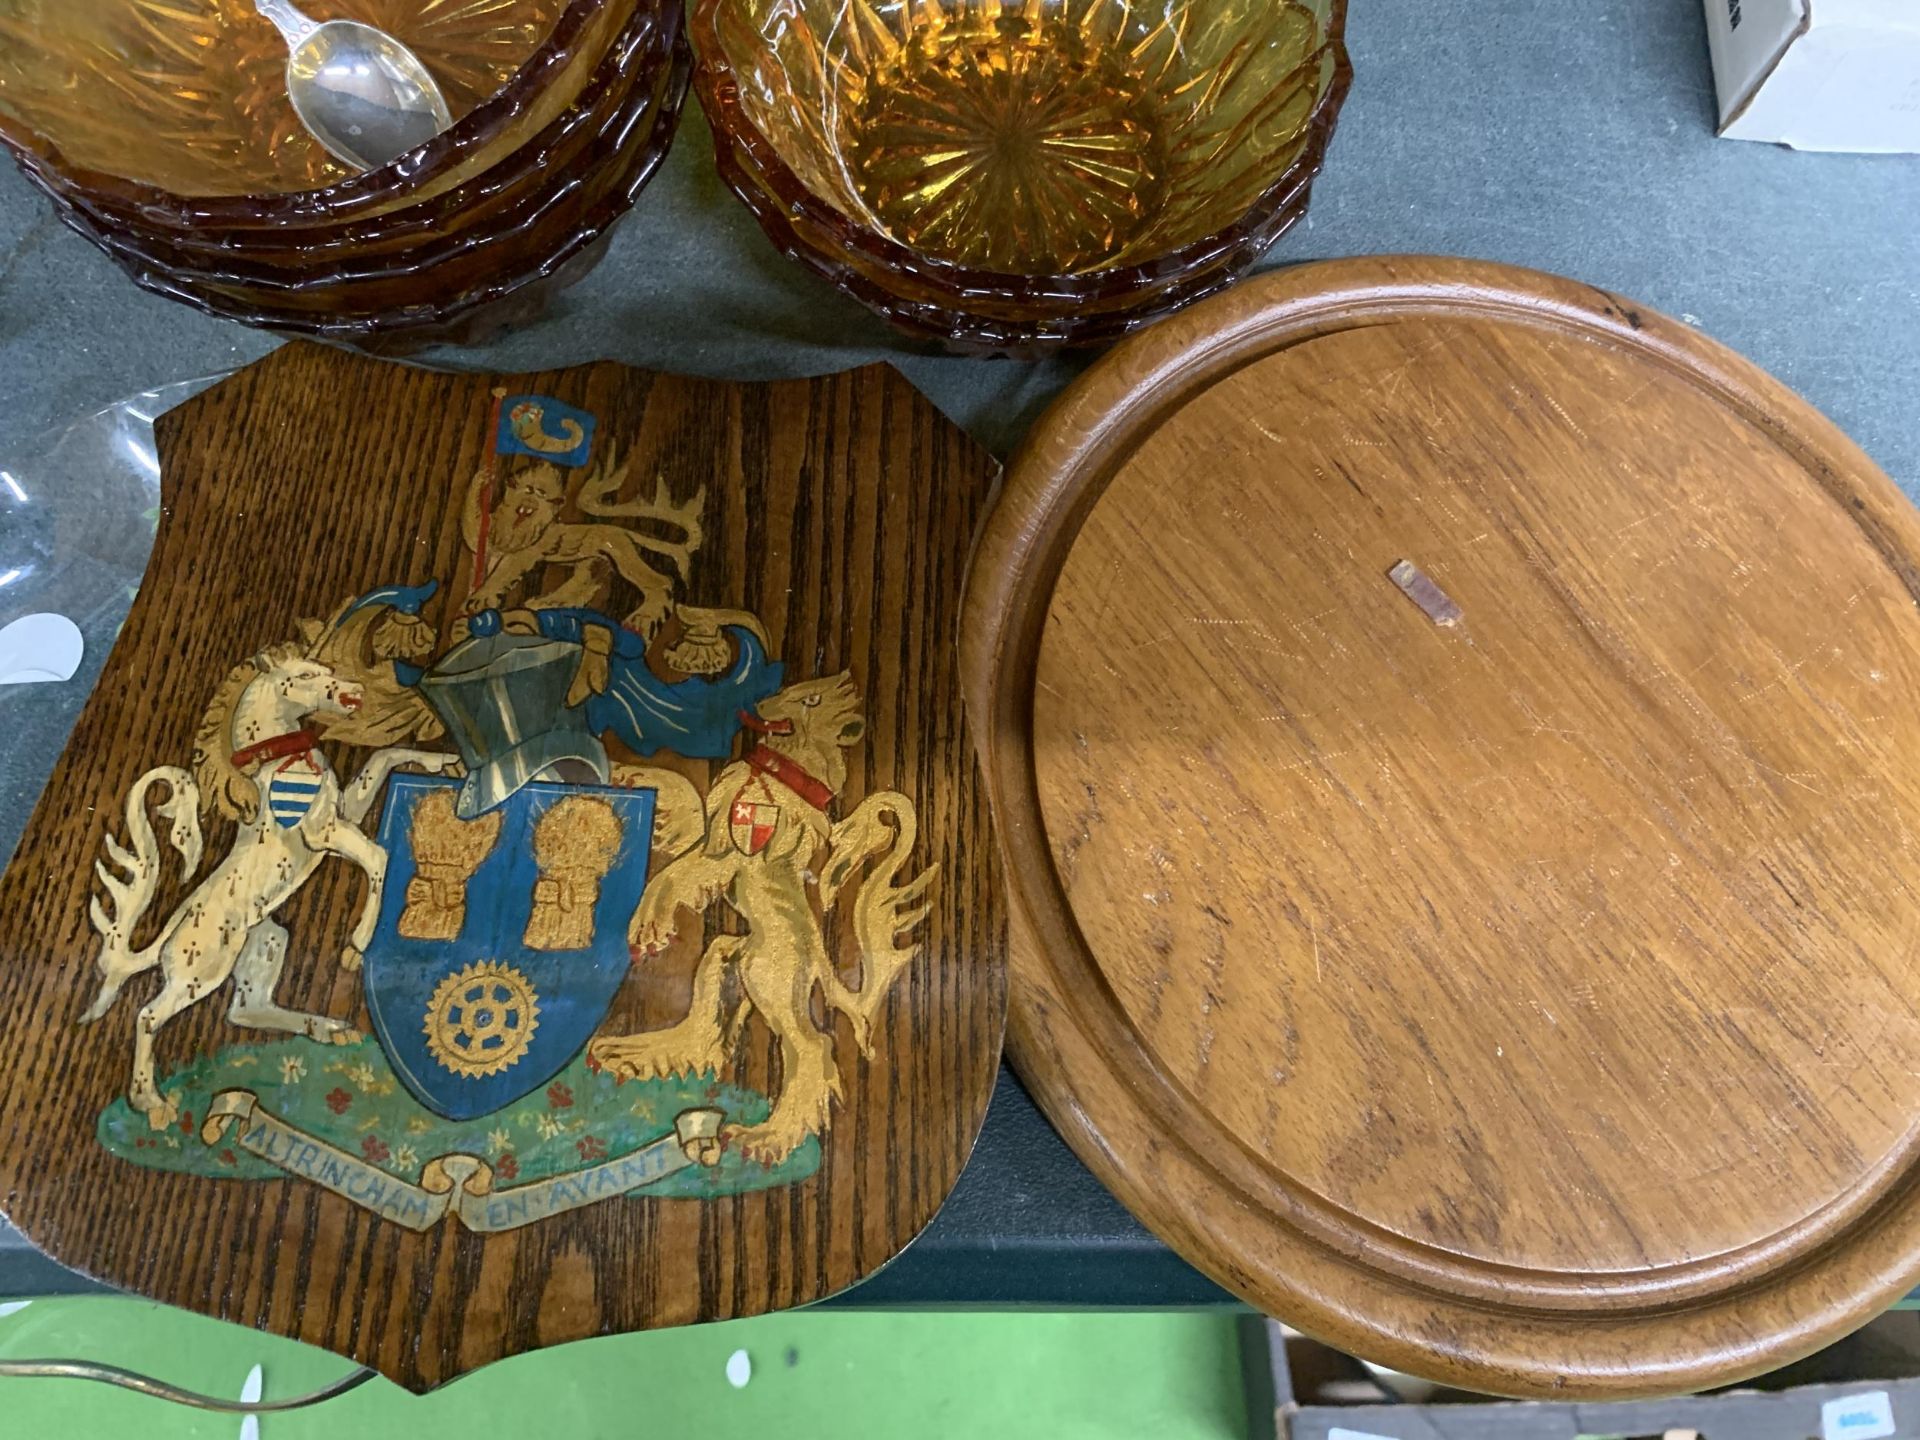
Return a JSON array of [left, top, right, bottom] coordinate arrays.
[[960, 255, 1920, 1398]]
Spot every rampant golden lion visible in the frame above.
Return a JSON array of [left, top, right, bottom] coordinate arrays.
[[588, 672, 935, 1164]]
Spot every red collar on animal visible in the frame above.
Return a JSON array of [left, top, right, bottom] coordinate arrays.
[[230, 729, 320, 771], [744, 744, 835, 812]]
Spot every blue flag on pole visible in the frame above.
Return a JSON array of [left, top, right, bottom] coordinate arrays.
[[496, 395, 596, 468]]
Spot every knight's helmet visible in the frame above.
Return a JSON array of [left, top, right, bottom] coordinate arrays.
[[419, 630, 609, 818]]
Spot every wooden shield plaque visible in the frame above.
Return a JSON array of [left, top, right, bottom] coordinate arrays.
[[964, 257, 1920, 1398], [0, 344, 1006, 1388]]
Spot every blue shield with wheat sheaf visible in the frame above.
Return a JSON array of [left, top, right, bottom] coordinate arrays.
[[363, 772, 654, 1119]]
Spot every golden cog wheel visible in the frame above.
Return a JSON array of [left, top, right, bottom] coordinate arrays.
[[423, 960, 541, 1078]]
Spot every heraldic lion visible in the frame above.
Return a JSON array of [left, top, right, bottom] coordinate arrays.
[[588, 671, 935, 1164]]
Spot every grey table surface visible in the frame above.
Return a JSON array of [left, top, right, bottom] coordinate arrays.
[[1, 0, 1917, 1309]]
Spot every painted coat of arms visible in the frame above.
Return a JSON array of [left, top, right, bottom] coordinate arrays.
[[79, 390, 935, 1231]]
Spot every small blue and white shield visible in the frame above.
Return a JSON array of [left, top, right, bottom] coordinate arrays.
[[266, 755, 325, 828], [363, 772, 655, 1119]]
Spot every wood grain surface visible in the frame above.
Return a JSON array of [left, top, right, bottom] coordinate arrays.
[[0, 344, 1006, 1389], [963, 256, 1920, 1398]]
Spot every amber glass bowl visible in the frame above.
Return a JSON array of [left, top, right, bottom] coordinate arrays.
[[88, 24, 685, 342], [693, 0, 1349, 351], [48, 9, 676, 281], [52, 16, 658, 271], [0, 0, 690, 345], [0, 0, 601, 220]]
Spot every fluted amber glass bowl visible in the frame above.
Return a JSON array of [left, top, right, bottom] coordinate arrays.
[[694, 0, 1348, 349], [26, 16, 689, 347], [710, 94, 1334, 351], [149, 30, 688, 321], [1, 0, 690, 347], [42, 3, 673, 281], [0, 0, 614, 227]]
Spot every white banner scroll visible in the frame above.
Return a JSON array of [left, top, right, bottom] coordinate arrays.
[[202, 1090, 725, 1232]]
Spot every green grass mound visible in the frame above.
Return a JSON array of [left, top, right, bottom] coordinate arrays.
[[97, 1035, 819, 1196]]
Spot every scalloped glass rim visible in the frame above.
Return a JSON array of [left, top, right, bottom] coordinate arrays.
[[691, 0, 1349, 305], [713, 44, 1346, 303], [698, 59, 1343, 351], [713, 131, 1323, 353], [65, 33, 691, 341], [43, 15, 674, 287], [15, 3, 661, 259], [715, 114, 1327, 316], [0, 0, 604, 226]]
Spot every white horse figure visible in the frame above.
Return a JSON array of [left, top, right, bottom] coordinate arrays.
[[80, 641, 456, 1129]]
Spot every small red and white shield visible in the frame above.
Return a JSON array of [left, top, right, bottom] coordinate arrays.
[[729, 792, 779, 856]]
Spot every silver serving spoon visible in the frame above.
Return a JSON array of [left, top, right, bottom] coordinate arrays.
[[254, 0, 454, 172]]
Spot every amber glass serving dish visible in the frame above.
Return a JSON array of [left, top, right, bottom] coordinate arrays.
[[52, 9, 676, 282], [0, 0, 690, 346], [124, 35, 687, 337], [0, 0, 596, 217], [693, 0, 1349, 352]]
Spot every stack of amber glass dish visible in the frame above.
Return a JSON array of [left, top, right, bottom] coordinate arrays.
[[694, 0, 1349, 352], [0, 0, 690, 347]]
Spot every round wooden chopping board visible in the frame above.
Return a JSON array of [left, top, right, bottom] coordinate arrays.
[[962, 256, 1920, 1397]]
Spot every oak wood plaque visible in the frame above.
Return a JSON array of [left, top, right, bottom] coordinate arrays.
[[963, 256, 1920, 1398], [0, 344, 1006, 1389]]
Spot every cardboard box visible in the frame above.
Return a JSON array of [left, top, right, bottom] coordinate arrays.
[[1703, 0, 1920, 152], [1248, 1313, 1920, 1440]]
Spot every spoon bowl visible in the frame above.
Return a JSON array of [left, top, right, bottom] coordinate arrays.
[[256, 0, 452, 171], [286, 19, 454, 170]]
